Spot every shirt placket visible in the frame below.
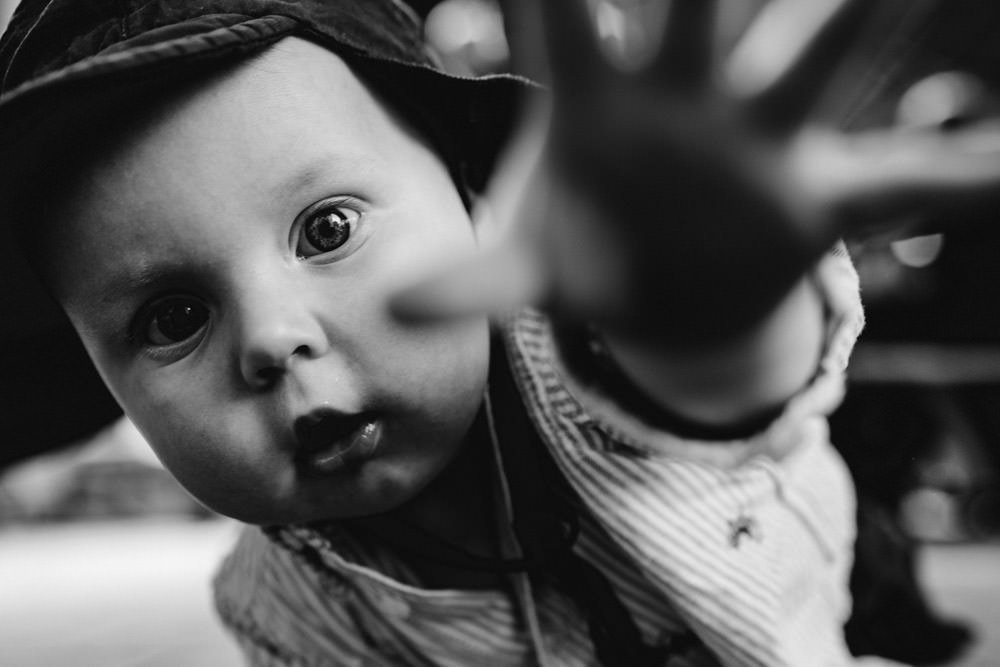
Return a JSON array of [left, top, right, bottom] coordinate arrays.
[[488, 403, 559, 667]]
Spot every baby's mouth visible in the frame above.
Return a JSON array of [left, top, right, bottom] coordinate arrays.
[[294, 409, 382, 474]]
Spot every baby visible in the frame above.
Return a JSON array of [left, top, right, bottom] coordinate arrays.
[[2, 0, 998, 665]]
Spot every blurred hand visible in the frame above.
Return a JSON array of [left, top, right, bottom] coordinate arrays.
[[395, 0, 1000, 342]]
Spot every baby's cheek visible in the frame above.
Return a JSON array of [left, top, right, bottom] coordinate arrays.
[[126, 381, 223, 467], [139, 400, 287, 520], [405, 318, 488, 395], [128, 397, 210, 471]]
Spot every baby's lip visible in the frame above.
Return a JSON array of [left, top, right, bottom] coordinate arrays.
[[294, 408, 382, 474]]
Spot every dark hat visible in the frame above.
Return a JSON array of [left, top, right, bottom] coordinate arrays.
[[0, 0, 527, 465]]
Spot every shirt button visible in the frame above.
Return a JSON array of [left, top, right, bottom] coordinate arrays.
[[325, 572, 349, 595], [374, 592, 411, 619], [655, 629, 678, 647]]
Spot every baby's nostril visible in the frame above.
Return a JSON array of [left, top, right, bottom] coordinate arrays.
[[254, 366, 282, 387]]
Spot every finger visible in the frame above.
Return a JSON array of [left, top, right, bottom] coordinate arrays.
[[733, 0, 873, 130], [715, 0, 769, 58], [653, 0, 718, 87], [389, 239, 548, 322], [540, 0, 609, 93], [496, 0, 548, 80], [897, 72, 999, 130], [833, 126, 1000, 230], [392, 103, 552, 322]]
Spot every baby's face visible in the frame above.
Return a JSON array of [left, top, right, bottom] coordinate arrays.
[[44, 38, 490, 524]]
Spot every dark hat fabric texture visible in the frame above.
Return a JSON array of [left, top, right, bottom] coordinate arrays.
[[0, 0, 525, 464]]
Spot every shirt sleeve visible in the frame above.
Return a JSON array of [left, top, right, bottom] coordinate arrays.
[[504, 248, 877, 666], [508, 245, 864, 468]]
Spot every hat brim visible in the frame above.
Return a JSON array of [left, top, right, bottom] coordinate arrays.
[[0, 14, 527, 464]]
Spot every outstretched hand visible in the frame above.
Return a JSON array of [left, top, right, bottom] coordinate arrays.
[[395, 0, 1000, 342]]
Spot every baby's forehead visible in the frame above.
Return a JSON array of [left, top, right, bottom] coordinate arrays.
[[62, 38, 416, 220], [103, 39, 398, 174]]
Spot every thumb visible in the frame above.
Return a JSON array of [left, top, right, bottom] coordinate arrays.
[[836, 123, 1000, 230], [389, 235, 548, 322], [391, 105, 554, 321], [391, 99, 555, 322]]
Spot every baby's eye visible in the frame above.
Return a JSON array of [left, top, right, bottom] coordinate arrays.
[[295, 200, 363, 259], [139, 296, 210, 346]]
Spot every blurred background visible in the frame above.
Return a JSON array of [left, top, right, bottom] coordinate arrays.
[[2, 1, 1000, 665]]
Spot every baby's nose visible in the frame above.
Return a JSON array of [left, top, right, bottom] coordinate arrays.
[[236, 291, 329, 390]]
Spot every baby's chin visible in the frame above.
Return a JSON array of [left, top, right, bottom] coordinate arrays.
[[205, 449, 449, 527]]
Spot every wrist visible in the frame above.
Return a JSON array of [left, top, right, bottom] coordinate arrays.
[[594, 277, 826, 434]]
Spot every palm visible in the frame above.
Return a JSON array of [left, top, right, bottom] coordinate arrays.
[[397, 0, 1000, 340]]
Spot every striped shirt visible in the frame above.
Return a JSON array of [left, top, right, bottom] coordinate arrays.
[[214, 249, 894, 666]]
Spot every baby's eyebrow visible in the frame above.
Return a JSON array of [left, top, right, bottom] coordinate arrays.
[[94, 261, 188, 306], [267, 153, 373, 203], [74, 262, 187, 336], [266, 152, 379, 201]]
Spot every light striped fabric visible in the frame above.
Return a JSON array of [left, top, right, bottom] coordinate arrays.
[[505, 250, 899, 667], [214, 249, 893, 666]]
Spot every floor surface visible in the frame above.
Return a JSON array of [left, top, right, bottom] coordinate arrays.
[[1, 519, 997, 666]]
